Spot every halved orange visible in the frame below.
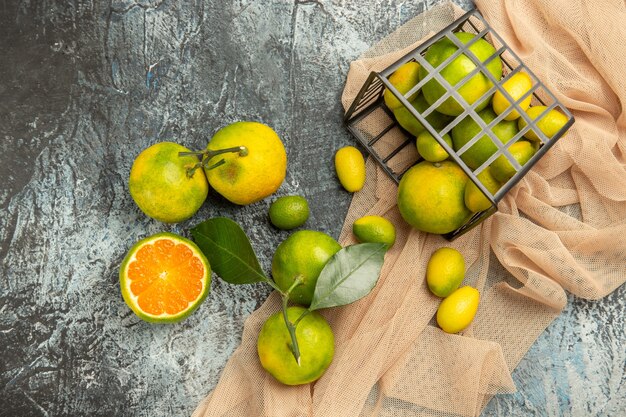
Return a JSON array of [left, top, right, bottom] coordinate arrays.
[[119, 232, 211, 323]]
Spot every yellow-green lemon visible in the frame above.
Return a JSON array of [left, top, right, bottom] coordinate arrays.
[[416, 131, 453, 163], [492, 72, 533, 120], [269, 195, 310, 230], [384, 62, 421, 111], [490, 140, 536, 183], [335, 146, 366, 192], [352, 215, 396, 248], [451, 108, 519, 170], [257, 306, 334, 385], [464, 167, 501, 212], [518, 106, 569, 142], [397, 160, 471, 235], [420, 32, 503, 116], [129, 142, 209, 223], [272, 230, 341, 306], [205, 121, 287, 205], [436, 286, 480, 334], [393, 94, 453, 137], [426, 247, 465, 297]]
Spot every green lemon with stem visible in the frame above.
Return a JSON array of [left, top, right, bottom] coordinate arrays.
[[272, 230, 341, 306], [129, 142, 209, 223], [257, 306, 335, 385], [420, 32, 503, 116], [393, 94, 453, 137], [384, 61, 421, 110]]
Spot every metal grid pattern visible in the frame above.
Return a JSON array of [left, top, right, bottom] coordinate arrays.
[[344, 8, 575, 240]]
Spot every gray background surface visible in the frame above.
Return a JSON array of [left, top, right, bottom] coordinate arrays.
[[1, 0, 624, 416]]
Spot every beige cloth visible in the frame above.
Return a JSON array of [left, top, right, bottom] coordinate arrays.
[[193, 1, 626, 416]]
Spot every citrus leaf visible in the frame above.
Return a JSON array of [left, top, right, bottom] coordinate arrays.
[[191, 217, 267, 285], [309, 243, 386, 311]]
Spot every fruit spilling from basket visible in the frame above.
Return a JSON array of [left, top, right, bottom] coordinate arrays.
[[345, 24, 573, 239]]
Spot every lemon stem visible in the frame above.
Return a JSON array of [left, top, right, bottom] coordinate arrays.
[[293, 309, 310, 327], [280, 274, 304, 365], [179, 146, 248, 178]]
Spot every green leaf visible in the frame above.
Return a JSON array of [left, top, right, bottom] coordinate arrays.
[[309, 243, 386, 311], [191, 217, 268, 285]]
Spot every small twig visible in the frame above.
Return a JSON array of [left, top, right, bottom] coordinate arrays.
[[279, 275, 304, 365], [293, 309, 311, 327], [179, 146, 248, 178], [280, 293, 301, 365]]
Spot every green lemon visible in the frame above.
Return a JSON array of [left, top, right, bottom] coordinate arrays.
[[129, 142, 209, 223], [518, 106, 569, 142], [464, 168, 501, 212], [257, 306, 334, 385], [272, 230, 341, 306], [352, 215, 396, 248], [436, 286, 480, 334], [420, 32, 503, 116], [269, 196, 310, 230], [393, 94, 453, 137], [383, 62, 421, 110], [397, 160, 471, 235], [490, 140, 536, 183], [451, 108, 519, 170], [416, 131, 453, 162], [426, 247, 465, 297]]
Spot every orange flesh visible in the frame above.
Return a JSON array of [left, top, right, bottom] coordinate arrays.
[[127, 238, 205, 316]]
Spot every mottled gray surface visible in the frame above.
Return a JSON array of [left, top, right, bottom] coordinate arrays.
[[0, 1, 623, 416]]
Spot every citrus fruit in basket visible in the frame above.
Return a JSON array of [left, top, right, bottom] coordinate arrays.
[[436, 286, 480, 334], [518, 106, 569, 142], [119, 232, 211, 323], [464, 167, 502, 212], [397, 160, 471, 235], [352, 215, 396, 248], [492, 72, 533, 120], [416, 131, 453, 162], [393, 94, 453, 137], [269, 195, 310, 230], [490, 140, 537, 183], [204, 121, 287, 205], [335, 146, 366, 192], [383, 61, 421, 111], [257, 306, 334, 385], [272, 230, 342, 306], [451, 108, 519, 170], [426, 247, 466, 297], [420, 32, 503, 116], [129, 142, 209, 223]]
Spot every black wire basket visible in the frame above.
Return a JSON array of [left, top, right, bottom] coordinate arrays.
[[343, 8, 575, 240]]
